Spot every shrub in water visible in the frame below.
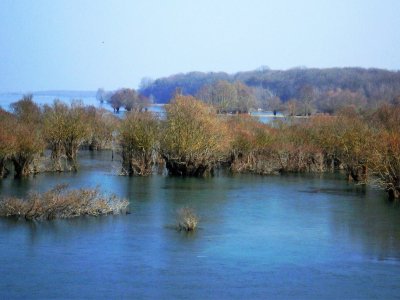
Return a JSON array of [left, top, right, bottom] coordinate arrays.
[[0, 184, 129, 221], [176, 207, 199, 232]]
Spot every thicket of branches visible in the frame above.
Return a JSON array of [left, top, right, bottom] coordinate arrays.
[[119, 111, 159, 176], [160, 95, 229, 176], [1, 95, 399, 200], [0, 96, 118, 177]]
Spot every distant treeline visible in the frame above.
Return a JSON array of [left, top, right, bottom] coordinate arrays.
[[139, 67, 400, 113]]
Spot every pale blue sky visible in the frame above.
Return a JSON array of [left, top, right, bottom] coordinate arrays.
[[0, 0, 399, 92]]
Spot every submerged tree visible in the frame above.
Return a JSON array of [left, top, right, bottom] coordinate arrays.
[[200, 80, 238, 113], [85, 106, 118, 151], [368, 104, 400, 199], [108, 88, 149, 113], [11, 122, 44, 177], [60, 102, 89, 171], [96, 88, 106, 104], [235, 81, 257, 113], [119, 111, 159, 176], [299, 85, 316, 116], [0, 109, 16, 178], [228, 115, 277, 174], [6, 97, 45, 178], [303, 110, 373, 182], [43, 101, 89, 172], [333, 110, 374, 182], [371, 132, 400, 199], [161, 95, 229, 176], [197, 80, 256, 113], [43, 102, 68, 171]]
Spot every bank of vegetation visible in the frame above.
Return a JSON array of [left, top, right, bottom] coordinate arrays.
[[1, 86, 400, 200]]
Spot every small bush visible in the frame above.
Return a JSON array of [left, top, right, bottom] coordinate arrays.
[[176, 207, 199, 232], [0, 184, 129, 221]]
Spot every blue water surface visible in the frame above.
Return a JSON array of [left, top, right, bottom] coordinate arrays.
[[1, 151, 400, 299]]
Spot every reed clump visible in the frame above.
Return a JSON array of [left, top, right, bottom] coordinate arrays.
[[176, 207, 199, 232], [0, 184, 129, 221]]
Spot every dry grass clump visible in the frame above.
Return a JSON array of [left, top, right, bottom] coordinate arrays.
[[176, 207, 199, 232], [0, 184, 129, 221]]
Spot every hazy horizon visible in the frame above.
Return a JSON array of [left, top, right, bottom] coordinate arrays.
[[1, 66, 399, 94], [1, 0, 399, 92]]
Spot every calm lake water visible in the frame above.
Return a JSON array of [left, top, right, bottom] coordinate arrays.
[[1, 151, 400, 299]]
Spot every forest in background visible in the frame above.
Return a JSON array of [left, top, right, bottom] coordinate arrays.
[[138, 67, 400, 114]]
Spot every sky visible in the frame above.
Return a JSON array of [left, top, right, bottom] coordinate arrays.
[[0, 0, 399, 92]]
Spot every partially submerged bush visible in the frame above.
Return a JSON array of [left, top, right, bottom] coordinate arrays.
[[176, 207, 199, 232], [119, 111, 159, 176], [271, 121, 326, 173], [0, 109, 17, 178], [85, 106, 118, 151], [228, 115, 278, 174], [12, 122, 45, 177], [0, 104, 45, 178], [228, 115, 326, 174], [161, 96, 229, 177], [43, 101, 90, 172], [370, 131, 400, 199], [0, 184, 129, 220]]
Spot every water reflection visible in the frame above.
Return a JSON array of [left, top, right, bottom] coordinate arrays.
[[328, 188, 400, 261]]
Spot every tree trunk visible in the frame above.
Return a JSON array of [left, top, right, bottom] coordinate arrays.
[[388, 188, 400, 200], [387, 177, 400, 200], [347, 165, 367, 183], [64, 143, 79, 172], [51, 144, 63, 172], [66, 155, 78, 172], [0, 158, 9, 178], [164, 157, 212, 177], [12, 156, 32, 178]]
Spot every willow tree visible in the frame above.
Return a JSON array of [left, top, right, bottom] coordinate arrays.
[[161, 95, 229, 177], [197, 80, 257, 114], [228, 115, 277, 174], [119, 111, 159, 176], [197, 80, 238, 113], [85, 106, 118, 151], [369, 104, 400, 199], [371, 132, 400, 199], [11, 122, 45, 177], [43, 102, 67, 171], [108, 88, 149, 113], [235, 81, 257, 113], [0, 110, 16, 178], [43, 101, 89, 172], [332, 111, 374, 182], [6, 99, 44, 178]]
